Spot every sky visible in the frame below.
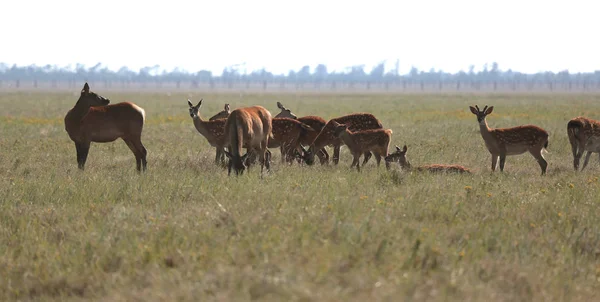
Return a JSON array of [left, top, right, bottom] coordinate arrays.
[[1, 0, 598, 75]]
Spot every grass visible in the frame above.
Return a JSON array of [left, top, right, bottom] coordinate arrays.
[[1, 90, 600, 301]]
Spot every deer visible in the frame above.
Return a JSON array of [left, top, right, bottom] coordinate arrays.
[[385, 145, 472, 174], [275, 101, 330, 164], [187, 99, 229, 165], [223, 106, 273, 175], [301, 113, 384, 166], [64, 82, 148, 172], [209, 103, 231, 121], [331, 121, 392, 172], [469, 105, 549, 175], [269, 118, 316, 164], [567, 116, 600, 171]]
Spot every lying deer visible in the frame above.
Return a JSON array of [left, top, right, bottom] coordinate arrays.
[[275, 101, 329, 164], [469, 105, 549, 175], [385, 145, 472, 173], [303, 113, 383, 166], [567, 116, 600, 171], [332, 121, 392, 172], [64, 83, 147, 172]]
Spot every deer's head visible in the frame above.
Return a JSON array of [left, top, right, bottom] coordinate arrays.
[[469, 105, 494, 125], [78, 83, 110, 107], [209, 103, 231, 121], [385, 145, 411, 170], [187, 99, 203, 119], [274, 102, 297, 119], [224, 151, 249, 175]]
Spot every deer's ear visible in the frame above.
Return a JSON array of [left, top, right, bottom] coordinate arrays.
[[402, 145, 408, 152], [224, 151, 233, 159], [225, 104, 230, 112], [469, 106, 478, 115], [395, 145, 401, 151], [187, 99, 193, 107], [277, 101, 284, 110], [196, 99, 203, 108], [82, 82, 90, 94], [484, 106, 494, 115]]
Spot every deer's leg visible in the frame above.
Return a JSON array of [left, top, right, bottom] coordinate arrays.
[[574, 141, 585, 171], [581, 151, 593, 171], [529, 148, 548, 175], [491, 155, 498, 172], [374, 153, 382, 167], [362, 152, 372, 165], [317, 148, 329, 165], [124, 139, 143, 172], [570, 141, 579, 171], [499, 154, 507, 172], [332, 145, 341, 165], [75, 142, 90, 170], [134, 138, 148, 172]]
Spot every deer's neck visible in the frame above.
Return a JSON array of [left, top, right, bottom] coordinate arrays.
[[192, 115, 214, 139], [338, 131, 358, 151], [479, 119, 494, 139], [66, 100, 92, 122]]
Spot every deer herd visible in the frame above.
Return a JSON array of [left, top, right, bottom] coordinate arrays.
[[65, 83, 600, 176]]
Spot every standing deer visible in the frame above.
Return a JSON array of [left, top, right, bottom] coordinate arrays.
[[302, 113, 383, 166], [224, 106, 273, 175], [385, 145, 472, 173], [275, 101, 329, 164], [469, 105, 549, 175], [209, 103, 231, 121], [64, 83, 147, 171], [332, 121, 392, 172], [187, 99, 228, 165], [567, 116, 600, 171], [269, 118, 315, 164]]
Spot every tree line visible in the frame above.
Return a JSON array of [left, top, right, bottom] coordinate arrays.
[[1, 62, 599, 91]]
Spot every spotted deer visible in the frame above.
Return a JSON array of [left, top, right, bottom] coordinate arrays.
[[65, 83, 148, 172], [187, 99, 228, 165], [469, 105, 549, 175], [332, 121, 392, 172], [224, 106, 272, 175], [302, 113, 383, 166], [275, 101, 329, 164], [385, 145, 472, 173], [567, 116, 600, 171], [269, 118, 315, 164], [209, 103, 231, 121]]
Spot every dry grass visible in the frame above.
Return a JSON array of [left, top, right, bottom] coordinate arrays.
[[1, 90, 600, 301]]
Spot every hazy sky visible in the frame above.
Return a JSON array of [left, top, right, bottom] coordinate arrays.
[[2, 0, 597, 75]]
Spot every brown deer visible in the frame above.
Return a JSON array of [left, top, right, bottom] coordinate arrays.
[[223, 106, 273, 175], [302, 113, 383, 166], [385, 145, 472, 174], [64, 83, 147, 171], [332, 121, 392, 171], [187, 99, 228, 165], [209, 103, 231, 121], [269, 118, 315, 163], [567, 116, 600, 171], [469, 105, 549, 175], [275, 101, 329, 164]]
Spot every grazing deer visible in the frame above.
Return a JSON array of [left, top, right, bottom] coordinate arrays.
[[269, 118, 315, 163], [224, 106, 273, 175], [469, 105, 549, 175], [332, 121, 392, 172], [275, 101, 329, 164], [385, 145, 472, 174], [187, 99, 228, 165], [567, 116, 600, 171], [302, 113, 383, 166], [209, 103, 231, 121], [64, 83, 147, 171]]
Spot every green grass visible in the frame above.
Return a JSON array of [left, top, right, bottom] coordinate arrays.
[[1, 90, 600, 301]]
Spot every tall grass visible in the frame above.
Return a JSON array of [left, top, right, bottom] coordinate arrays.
[[1, 91, 599, 301]]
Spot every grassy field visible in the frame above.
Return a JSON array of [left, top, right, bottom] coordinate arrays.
[[1, 90, 600, 301]]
